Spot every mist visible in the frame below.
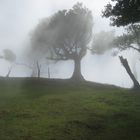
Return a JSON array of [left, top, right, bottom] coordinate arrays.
[[0, 0, 139, 88], [1, 1, 140, 139]]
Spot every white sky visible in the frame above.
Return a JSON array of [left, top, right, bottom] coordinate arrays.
[[0, 0, 139, 88], [0, 0, 119, 51]]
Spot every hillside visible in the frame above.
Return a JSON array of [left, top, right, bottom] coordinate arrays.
[[0, 78, 140, 140]]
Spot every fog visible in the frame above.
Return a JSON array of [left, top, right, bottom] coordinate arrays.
[[0, 0, 140, 88]]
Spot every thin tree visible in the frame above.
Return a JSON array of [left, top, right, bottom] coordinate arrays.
[[119, 56, 139, 88], [0, 49, 16, 77]]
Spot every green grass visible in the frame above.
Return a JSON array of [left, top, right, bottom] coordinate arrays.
[[0, 78, 140, 140]]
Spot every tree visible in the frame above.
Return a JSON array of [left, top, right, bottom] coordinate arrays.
[[0, 49, 16, 77], [31, 3, 93, 80], [103, 0, 140, 88], [91, 30, 115, 54], [91, 30, 140, 88], [113, 26, 140, 88], [28, 61, 42, 78], [114, 24, 140, 52], [119, 56, 139, 88], [102, 0, 140, 26]]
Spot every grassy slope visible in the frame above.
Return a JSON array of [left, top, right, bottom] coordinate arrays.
[[0, 78, 140, 140]]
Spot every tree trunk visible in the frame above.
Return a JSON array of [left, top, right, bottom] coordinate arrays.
[[119, 56, 140, 89], [71, 58, 84, 81], [48, 66, 50, 78], [36, 61, 41, 78], [6, 66, 12, 78]]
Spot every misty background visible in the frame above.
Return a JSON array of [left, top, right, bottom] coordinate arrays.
[[0, 0, 140, 88]]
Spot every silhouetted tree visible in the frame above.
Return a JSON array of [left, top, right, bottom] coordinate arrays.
[[91, 30, 140, 88], [102, 0, 140, 26], [103, 0, 140, 88], [36, 61, 41, 78], [27, 34, 52, 78], [119, 56, 139, 88], [31, 3, 93, 80], [113, 26, 140, 88], [29, 61, 42, 78], [17, 61, 42, 78], [0, 49, 16, 77]]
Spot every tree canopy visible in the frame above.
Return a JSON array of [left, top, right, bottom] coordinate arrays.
[[92, 30, 115, 54], [102, 0, 140, 26], [31, 3, 93, 80], [112, 24, 140, 88], [114, 24, 140, 52], [0, 49, 16, 77], [1, 49, 16, 62]]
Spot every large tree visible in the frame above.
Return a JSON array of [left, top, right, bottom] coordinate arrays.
[[91, 30, 140, 88], [102, 0, 140, 26], [31, 3, 93, 80], [113, 25, 140, 88], [103, 0, 140, 88]]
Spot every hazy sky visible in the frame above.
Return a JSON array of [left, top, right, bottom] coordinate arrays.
[[0, 0, 139, 87], [0, 0, 118, 51]]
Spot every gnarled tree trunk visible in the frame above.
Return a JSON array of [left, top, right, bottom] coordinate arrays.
[[71, 58, 84, 81], [119, 56, 140, 89]]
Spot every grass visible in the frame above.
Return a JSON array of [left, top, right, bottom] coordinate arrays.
[[0, 78, 140, 140]]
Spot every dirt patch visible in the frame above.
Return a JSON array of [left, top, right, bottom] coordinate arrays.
[[65, 119, 104, 132], [0, 110, 9, 118]]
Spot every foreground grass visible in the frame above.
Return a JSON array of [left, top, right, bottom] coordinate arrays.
[[0, 78, 140, 140]]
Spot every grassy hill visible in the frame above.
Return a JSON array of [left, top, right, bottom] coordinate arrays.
[[0, 78, 140, 140]]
